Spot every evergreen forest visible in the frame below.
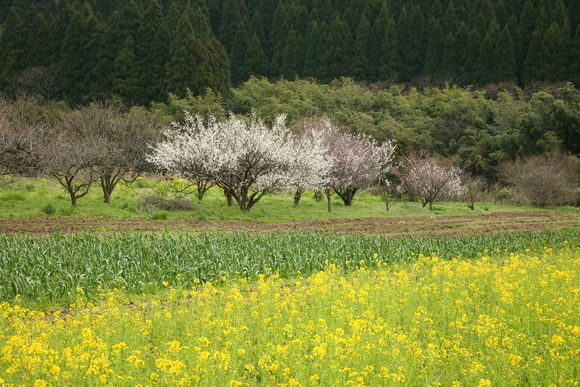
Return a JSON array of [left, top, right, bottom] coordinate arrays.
[[1, 0, 579, 105]]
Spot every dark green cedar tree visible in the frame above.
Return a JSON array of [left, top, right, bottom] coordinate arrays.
[[493, 26, 517, 83]]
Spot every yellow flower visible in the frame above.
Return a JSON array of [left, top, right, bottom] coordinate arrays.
[[478, 378, 491, 387], [552, 335, 566, 345]]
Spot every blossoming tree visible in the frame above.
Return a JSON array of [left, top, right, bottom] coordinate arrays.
[[397, 154, 465, 210], [148, 112, 331, 211], [317, 119, 396, 209]]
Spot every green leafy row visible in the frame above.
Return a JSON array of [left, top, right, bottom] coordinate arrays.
[[1, 229, 578, 305]]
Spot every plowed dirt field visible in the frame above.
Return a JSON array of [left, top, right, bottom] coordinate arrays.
[[1, 211, 579, 236]]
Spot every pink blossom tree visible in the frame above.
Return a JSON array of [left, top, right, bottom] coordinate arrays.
[[397, 154, 465, 210], [322, 121, 396, 209], [148, 112, 331, 211]]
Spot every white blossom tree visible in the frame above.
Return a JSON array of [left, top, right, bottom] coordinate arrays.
[[397, 154, 465, 210], [148, 112, 331, 211]]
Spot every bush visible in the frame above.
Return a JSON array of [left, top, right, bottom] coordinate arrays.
[[500, 152, 580, 207], [41, 203, 55, 216], [141, 196, 196, 213]]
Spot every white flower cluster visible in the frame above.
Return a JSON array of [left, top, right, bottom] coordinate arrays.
[[148, 112, 339, 210]]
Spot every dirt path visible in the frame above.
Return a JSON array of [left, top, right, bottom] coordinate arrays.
[[0, 211, 579, 236]]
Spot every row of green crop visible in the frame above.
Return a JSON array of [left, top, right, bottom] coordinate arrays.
[[1, 229, 579, 305]]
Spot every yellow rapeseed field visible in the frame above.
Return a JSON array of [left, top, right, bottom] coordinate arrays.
[[1, 246, 579, 386]]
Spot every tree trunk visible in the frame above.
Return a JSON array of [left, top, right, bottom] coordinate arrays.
[[293, 189, 303, 205], [70, 192, 77, 207], [325, 188, 333, 212], [336, 188, 357, 206], [101, 176, 114, 204], [225, 191, 233, 206]]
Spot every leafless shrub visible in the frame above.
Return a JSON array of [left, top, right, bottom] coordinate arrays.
[[0, 97, 50, 176], [141, 195, 196, 214], [500, 151, 580, 207], [15, 65, 61, 100], [463, 176, 488, 210]]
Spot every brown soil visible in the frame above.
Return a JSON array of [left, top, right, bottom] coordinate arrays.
[[0, 211, 579, 236]]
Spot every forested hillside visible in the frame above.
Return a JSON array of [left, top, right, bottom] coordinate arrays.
[[1, 0, 579, 105]]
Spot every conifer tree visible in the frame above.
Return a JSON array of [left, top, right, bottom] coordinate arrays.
[[78, 12, 101, 101], [135, 0, 167, 104], [294, 4, 309, 37], [280, 29, 304, 79], [519, 0, 536, 51], [92, 11, 121, 99], [166, 12, 199, 97], [249, 10, 266, 47], [454, 22, 470, 79], [311, 0, 331, 24], [461, 28, 481, 85], [507, 14, 524, 82], [351, 13, 371, 80], [22, 5, 49, 69], [488, 18, 502, 44], [423, 19, 445, 78], [441, 32, 458, 79], [494, 0, 508, 27], [113, 0, 142, 51], [552, 0, 569, 27], [258, 0, 276, 43], [270, 21, 290, 77], [535, 7, 551, 35], [569, 0, 580, 33], [143, 23, 171, 103], [59, 10, 89, 102], [166, 12, 231, 97], [268, 1, 287, 57], [522, 29, 543, 84], [244, 33, 269, 78], [342, 28, 355, 79], [476, 32, 494, 85], [398, 5, 427, 81], [430, 0, 443, 21], [218, 0, 243, 52], [569, 23, 580, 86], [379, 15, 400, 82], [208, 0, 221, 32], [304, 21, 322, 79], [454, 0, 470, 22], [471, 0, 494, 22], [0, 8, 25, 92], [320, 12, 348, 83], [48, 3, 74, 64], [230, 21, 250, 85], [0, 0, 12, 23], [537, 21, 570, 82], [442, 0, 459, 35], [493, 26, 517, 83], [114, 35, 139, 104], [368, 3, 388, 81]]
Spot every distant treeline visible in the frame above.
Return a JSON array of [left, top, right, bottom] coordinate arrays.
[[1, 0, 579, 105]]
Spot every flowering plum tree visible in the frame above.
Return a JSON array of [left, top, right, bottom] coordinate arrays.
[[321, 120, 396, 208], [397, 154, 465, 210], [148, 112, 330, 211]]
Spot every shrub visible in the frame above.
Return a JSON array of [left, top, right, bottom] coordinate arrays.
[[500, 152, 580, 207]]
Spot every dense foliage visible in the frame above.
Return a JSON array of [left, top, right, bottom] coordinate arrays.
[[1, 0, 580, 105]]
